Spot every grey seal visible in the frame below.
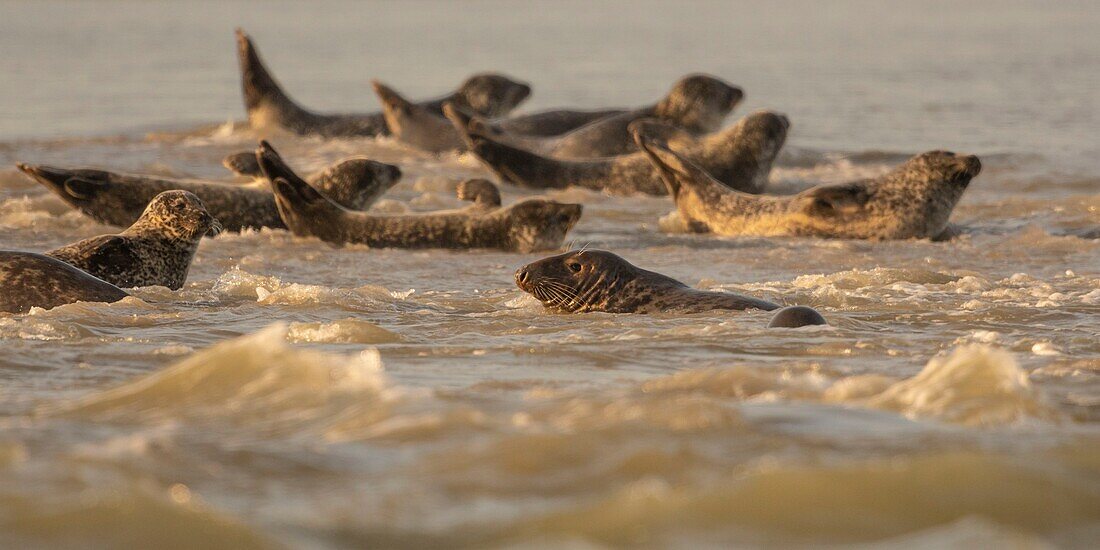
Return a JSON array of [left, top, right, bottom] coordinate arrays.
[[16, 154, 400, 232], [637, 136, 982, 240], [378, 74, 741, 156], [0, 251, 129, 314], [237, 28, 530, 137], [492, 108, 628, 137], [514, 249, 826, 327], [256, 141, 583, 252], [458, 110, 789, 196], [46, 191, 221, 290], [456, 74, 742, 159], [220, 150, 401, 209]]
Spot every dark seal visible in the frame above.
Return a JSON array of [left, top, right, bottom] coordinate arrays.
[[256, 141, 583, 252], [17, 153, 400, 232], [456, 110, 789, 196], [46, 190, 221, 290], [237, 28, 530, 137], [0, 251, 129, 314], [637, 136, 982, 240], [515, 249, 827, 327]]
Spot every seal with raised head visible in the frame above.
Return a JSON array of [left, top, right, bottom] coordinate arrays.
[[46, 190, 221, 290], [237, 28, 530, 137], [386, 74, 742, 157], [457, 74, 742, 159], [256, 141, 583, 252], [0, 251, 129, 314], [458, 110, 789, 196], [637, 136, 982, 240], [17, 154, 400, 232], [514, 249, 827, 327]]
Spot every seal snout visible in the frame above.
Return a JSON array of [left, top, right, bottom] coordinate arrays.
[[960, 154, 982, 178], [515, 266, 533, 290]]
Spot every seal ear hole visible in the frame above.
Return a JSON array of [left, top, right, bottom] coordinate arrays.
[[63, 177, 102, 200]]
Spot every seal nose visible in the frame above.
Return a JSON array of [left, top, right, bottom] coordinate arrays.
[[962, 155, 982, 177], [515, 267, 531, 288]]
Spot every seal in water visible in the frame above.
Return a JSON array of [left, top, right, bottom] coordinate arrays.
[[454, 74, 742, 159], [492, 108, 628, 137], [237, 28, 530, 137], [384, 74, 741, 157], [637, 136, 982, 240], [514, 249, 826, 327], [17, 154, 400, 232], [256, 141, 583, 252], [220, 150, 401, 208], [45, 191, 221, 290], [0, 251, 129, 314], [457, 110, 789, 196]]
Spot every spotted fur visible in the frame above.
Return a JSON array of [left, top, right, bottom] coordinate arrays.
[[45, 191, 219, 290], [17, 153, 400, 232], [257, 142, 582, 252], [515, 249, 779, 314], [0, 252, 129, 314], [638, 137, 981, 240], [458, 110, 789, 196], [236, 28, 530, 138]]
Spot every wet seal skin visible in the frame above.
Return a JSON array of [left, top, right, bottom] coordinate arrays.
[[515, 249, 827, 327], [0, 251, 129, 314], [256, 141, 583, 252], [46, 190, 221, 290], [637, 135, 982, 240], [237, 28, 530, 138], [453, 110, 789, 196], [386, 74, 742, 158], [16, 153, 400, 232], [220, 150, 402, 209]]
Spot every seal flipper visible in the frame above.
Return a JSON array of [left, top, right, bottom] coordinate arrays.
[[628, 119, 695, 150], [796, 183, 874, 217], [222, 151, 262, 178], [237, 28, 314, 130], [633, 127, 723, 203], [456, 178, 501, 208]]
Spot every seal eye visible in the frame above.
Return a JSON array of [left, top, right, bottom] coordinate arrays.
[[567, 262, 582, 273]]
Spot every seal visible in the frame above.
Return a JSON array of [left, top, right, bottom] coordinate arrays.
[[514, 249, 827, 327], [16, 154, 400, 232], [0, 251, 129, 314], [493, 108, 628, 137], [256, 141, 583, 252], [45, 191, 221, 290], [237, 28, 530, 137], [385, 75, 741, 157], [459, 74, 742, 159], [637, 137, 982, 239], [457, 110, 789, 196]]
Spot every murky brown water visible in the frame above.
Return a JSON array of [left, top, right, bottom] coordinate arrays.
[[1, 1, 1099, 548]]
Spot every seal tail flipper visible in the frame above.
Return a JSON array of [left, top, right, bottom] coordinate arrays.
[[255, 140, 312, 190], [16, 163, 75, 190], [236, 28, 312, 128], [455, 178, 502, 208], [222, 151, 262, 178], [767, 305, 828, 328], [633, 124, 732, 204], [443, 102, 498, 141], [371, 80, 416, 125], [461, 130, 570, 189]]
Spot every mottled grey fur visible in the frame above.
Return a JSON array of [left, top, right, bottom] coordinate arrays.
[[515, 249, 780, 313], [460, 110, 789, 196], [390, 75, 741, 157], [0, 251, 129, 314], [256, 142, 583, 252], [236, 28, 530, 138], [46, 191, 220, 289], [638, 138, 982, 240], [17, 154, 400, 232]]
